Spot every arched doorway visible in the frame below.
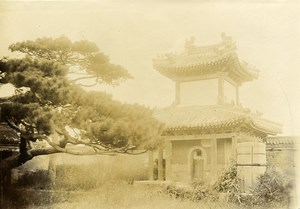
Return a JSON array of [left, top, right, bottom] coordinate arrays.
[[189, 148, 205, 181]]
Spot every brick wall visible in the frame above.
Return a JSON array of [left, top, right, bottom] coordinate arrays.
[[266, 136, 296, 177]]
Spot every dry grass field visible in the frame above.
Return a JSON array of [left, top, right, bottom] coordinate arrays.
[[5, 182, 288, 209], [2, 154, 291, 209], [49, 183, 289, 209], [4, 182, 288, 209]]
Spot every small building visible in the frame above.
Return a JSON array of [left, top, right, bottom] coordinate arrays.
[[151, 34, 282, 190], [0, 122, 19, 185], [0, 122, 19, 159]]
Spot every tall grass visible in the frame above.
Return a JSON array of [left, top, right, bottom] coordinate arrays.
[[3, 154, 292, 209], [41, 182, 287, 209], [49, 182, 243, 209]]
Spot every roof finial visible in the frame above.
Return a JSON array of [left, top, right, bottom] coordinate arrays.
[[185, 36, 195, 50], [221, 32, 236, 50], [221, 32, 232, 42]]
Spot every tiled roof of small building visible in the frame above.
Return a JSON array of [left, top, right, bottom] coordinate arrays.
[[154, 105, 282, 135], [153, 34, 259, 83], [266, 136, 297, 145], [0, 122, 20, 145]]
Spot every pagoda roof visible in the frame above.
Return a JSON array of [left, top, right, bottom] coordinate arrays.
[[154, 105, 282, 136], [153, 34, 259, 83]]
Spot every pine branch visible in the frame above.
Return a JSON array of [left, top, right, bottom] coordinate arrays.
[[5, 118, 21, 132], [71, 75, 97, 83]]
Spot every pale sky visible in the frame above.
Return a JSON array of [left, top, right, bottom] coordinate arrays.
[[0, 0, 299, 136]]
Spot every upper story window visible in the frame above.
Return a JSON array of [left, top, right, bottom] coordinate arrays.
[[180, 79, 218, 106]]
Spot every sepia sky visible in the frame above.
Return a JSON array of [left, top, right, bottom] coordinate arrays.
[[0, 0, 299, 136]]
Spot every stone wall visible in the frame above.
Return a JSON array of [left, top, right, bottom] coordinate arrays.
[[266, 136, 296, 177]]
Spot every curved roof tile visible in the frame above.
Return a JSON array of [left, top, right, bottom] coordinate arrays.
[[154, 105, 282, 135]]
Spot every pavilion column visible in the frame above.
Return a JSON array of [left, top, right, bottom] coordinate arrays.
[[218, 76, 224, 104], [175, 81, 180, 105], [165, 140, 172, 181], [211, 134, 218, 182], [232, 135, 237, 160], [148, 150, 154, 180], [236, 86, 240, 106], [158, 148, 164, 181]]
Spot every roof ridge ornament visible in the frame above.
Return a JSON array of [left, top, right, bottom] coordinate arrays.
[[221, 32, 232, 42], [220, 32, 236, 52], [153, 34, 258, 83], [184, 36, 196, 51]]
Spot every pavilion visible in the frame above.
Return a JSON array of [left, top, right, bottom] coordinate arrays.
[[150, 34, 282, 190]]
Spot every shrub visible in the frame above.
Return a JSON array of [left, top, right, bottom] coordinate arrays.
[[166, 184, 193, 200], [251, 167, 294, 205], [212, 163, 294, 207], [165, 182, 215, 202], [191, 181, 217, 201], [16, 169, 51, 190], [213, 163, 243, 204]]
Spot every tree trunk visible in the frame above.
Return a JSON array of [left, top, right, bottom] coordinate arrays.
[[48, 154, 58, 184]]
